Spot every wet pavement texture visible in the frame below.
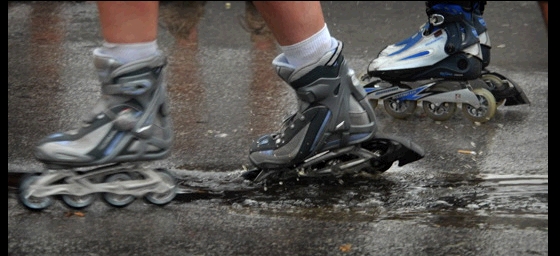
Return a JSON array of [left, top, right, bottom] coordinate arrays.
[[9, 1, 547, 256]]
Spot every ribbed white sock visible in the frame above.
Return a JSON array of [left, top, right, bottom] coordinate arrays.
[[94, 40, 159, 63], [280, 24, 336, 69]]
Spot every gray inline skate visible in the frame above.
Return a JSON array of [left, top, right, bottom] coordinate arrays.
[[19, 50, 177, 210], [361, 2, 529, 123], [244, 40, 424, 183]]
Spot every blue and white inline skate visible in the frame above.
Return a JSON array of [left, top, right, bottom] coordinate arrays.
[[244, 40, 424, 183], [360, 2, 529, 123], [18, 50, 178, 210]]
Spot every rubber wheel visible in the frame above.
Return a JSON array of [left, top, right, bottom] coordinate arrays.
[[62, 194, 96, 209], [461, 88, 497, 123], [422, 101, 457, 121], [19, 174, 53, 211], [144, 169, 177, 206], [422, 94, 457, 121], [383, 98, 417, 119], [103, 173, 136, 207], [420, 85, 457, 121], [482, 73, 507, 106]]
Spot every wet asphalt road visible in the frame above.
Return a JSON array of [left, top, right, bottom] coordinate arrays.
[[8, 1, 547, 255]]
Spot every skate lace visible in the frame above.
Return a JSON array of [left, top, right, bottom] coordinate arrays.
[[269, 96, 313, 145], [63, 94, 122, 135], [271, 111, 305, 144]]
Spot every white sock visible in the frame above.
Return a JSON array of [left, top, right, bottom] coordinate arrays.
[[280, 24, 335, 69], [94, 40, 159, 64]]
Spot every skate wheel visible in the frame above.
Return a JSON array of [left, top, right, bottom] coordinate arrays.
[[422, 101, 457, 121], [144, 169, 177, 206], [383, 98, 417, 119], [421, 85, 457, 121], [61, 194, 96, 209], [19, 174, 54, 210], [482, 73, 507, 106], [103, 173, 136, 207], [461, 88, 497, 123]]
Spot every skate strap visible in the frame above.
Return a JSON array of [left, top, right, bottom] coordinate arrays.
[[102, 74, 156, 96]]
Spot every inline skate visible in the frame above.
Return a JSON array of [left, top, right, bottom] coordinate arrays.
[[18, 50, 178, 211], [361, 2, 529, 123], [243, 40, 424, 183]]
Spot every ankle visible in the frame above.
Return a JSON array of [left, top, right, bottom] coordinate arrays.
[[95, 40, 159, 64]]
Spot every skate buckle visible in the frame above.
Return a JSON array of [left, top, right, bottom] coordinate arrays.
[[429, 14, 445, 26]]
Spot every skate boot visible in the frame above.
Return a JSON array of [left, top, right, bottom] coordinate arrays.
[[250, 40, 377, 169], [246, 40, 424, 182], [361, 3, 502, 123], [369, 3, 483, 81], [19, 50, 177, 210], [35, 50, 173, 167]]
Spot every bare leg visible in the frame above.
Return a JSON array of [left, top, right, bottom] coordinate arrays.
[[252, 1, 325, 46], [97, 1, 159, 43]]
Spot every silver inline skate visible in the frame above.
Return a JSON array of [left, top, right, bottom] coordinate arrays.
[[19, 50, 177, 210], [244, 40, 424, 183]]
